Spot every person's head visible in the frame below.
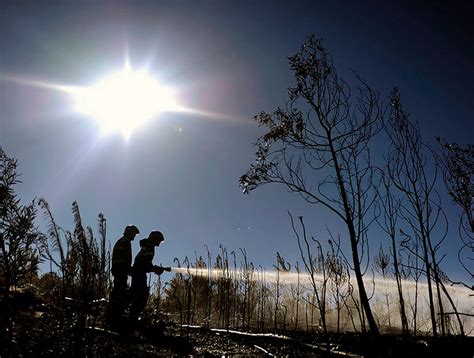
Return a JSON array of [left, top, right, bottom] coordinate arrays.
[[123, 225, 139, 241], [147, 230, 165, 247]]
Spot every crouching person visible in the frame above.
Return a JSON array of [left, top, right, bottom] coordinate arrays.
[[129, 230, 166, 328]]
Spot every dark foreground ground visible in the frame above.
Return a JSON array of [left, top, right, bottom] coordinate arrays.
[[4, 292, 474, 357], [9, 309, 474, 357]]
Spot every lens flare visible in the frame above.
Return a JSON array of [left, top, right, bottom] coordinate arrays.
[[73, 68, 178, 138]]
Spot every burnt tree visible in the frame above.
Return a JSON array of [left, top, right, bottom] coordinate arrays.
[[240, 36, 381, 335], [437, 139, 473, 290], [375, 174, 409, 334], [386, 90, 464, 335]]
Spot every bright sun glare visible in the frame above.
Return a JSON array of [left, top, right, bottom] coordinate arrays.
[[73, 68, 177, 138]]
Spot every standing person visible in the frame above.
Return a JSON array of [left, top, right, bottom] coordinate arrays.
[[107, 224, 139, 329], [129, 230, 166, 327]]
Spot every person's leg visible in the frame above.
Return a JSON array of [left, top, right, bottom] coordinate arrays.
[[129, 283, 149, 325], [107, 273, 128, 327]]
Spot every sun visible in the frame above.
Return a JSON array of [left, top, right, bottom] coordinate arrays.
[[73, 67, 178, 138]]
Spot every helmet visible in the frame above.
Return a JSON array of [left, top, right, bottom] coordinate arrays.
[[148, 230, 165, 245], [124, 225, 140, 236]]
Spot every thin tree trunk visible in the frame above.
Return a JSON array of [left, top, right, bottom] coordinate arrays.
[[329, 138, 379, 335], [392, 239, 409, 334]]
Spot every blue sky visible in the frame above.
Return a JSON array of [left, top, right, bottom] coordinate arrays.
[[0, 1, 472, 280]]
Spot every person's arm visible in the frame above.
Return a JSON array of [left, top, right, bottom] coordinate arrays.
[[143, 250, 156, 273]]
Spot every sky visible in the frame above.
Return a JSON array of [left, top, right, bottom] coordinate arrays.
[[0, 0, 472, 280]]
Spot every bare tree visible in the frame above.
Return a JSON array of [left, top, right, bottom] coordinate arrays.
[[326, 238, 350, 333], [374, 245, 392, 328], [292, 261, 302, 330], [399, 229, 422, 335], [375, 174, 409, 334], [289, 214, 329, 333], [437, 139, 473, 290], [273, 252, 291, 329], [239, 248, 254, 329], [386, 89, 463, 335], [241, 36, 382, 335], [258, 265, 268, 330]]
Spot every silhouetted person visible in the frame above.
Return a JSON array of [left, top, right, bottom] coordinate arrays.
[[129, 230, 165, 327], [107, 224, 139, 329]]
